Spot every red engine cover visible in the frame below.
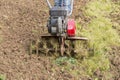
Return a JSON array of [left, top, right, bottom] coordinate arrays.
[[67, 19, 76, 37]]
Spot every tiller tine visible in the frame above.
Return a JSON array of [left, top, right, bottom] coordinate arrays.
[[30, 34, 88, 56]]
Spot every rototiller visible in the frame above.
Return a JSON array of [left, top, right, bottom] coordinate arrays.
[[31, 0, 87, 56]]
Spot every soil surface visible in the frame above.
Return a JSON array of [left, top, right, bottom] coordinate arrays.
[[108, 46, 120, 80], [0, 0, 119, 80]]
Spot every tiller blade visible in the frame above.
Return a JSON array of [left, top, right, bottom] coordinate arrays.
[[30, 34, 88, 56]]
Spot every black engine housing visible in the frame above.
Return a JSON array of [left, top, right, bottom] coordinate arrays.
[[47, 7, 68, 36]]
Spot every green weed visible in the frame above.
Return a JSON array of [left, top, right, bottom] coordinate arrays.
[[84, 0, 112, 17], [55, 57, 77, 66], [70, 0, 120, 79], [0, 75, 6, 80], [82, 54, 110, 76]]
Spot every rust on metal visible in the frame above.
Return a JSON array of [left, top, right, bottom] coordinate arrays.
[[66, 37, 88, 40]]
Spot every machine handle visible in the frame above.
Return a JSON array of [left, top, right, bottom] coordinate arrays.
[[46, 0, 52, 9], [68, 0, 74, 16]]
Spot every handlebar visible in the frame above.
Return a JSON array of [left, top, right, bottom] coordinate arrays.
[[68, 0, 74, 16], [46, 0, 52, 9]]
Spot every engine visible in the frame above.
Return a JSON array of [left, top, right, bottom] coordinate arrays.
[[47, 7, 67, 36], [47, 7, 76, 37]]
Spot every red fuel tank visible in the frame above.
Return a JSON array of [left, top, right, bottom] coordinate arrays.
[[67, 19, 76, 37]]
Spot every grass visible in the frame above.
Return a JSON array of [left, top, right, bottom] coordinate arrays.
[[110, 1, 120, 35], [75, 0, 120, 78], [0, 75, 6, 80], [76, 0, 120, 78], [54, 0, 120, 79], [77, 0, 120, 55], [84, 0, 112, 17]]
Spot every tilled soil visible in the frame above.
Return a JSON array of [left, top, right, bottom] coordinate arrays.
[[108, 47, 120, 80], [0, 0, 119, 80], [0, 0, 89, 80]]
